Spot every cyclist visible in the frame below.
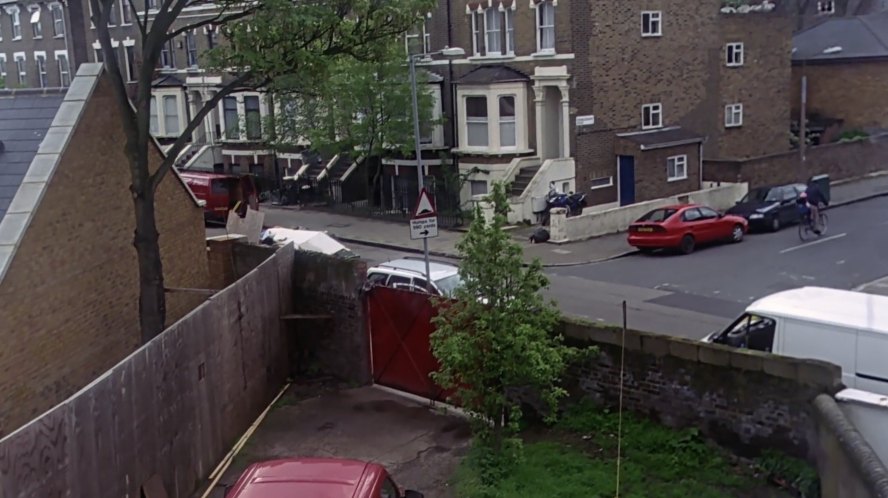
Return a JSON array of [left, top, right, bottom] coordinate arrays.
[[796, 182, 827, 235]]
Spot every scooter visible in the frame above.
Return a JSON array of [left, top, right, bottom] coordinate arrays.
[[541, 185, 586, 225]]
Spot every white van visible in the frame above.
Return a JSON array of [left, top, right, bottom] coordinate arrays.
[[704, 286, 888, 395]]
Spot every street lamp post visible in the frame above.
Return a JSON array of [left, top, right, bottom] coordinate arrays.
[[408, 46, 464, 290]]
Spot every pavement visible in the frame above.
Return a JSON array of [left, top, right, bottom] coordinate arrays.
[[247, 172, 888, 267], [207, 383, 470, 498]]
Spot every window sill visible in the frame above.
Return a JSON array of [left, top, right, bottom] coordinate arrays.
[[468, 54, 516, 62], [531, 50, 556, 58], [725, 124, 743, 129], [12, 37, 22, 41], [452, 147, 533, 156], [32, 36, 43, 40], [726, 63, 744, 68], [641, 125, 664, 131], [667, 176, 689, 183], [641, 33, 663, 38], [589, 180, 614, 190], [53, 35, 64, 39]]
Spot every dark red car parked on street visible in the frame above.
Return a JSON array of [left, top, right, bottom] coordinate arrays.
[[627, 204, 748, 254]]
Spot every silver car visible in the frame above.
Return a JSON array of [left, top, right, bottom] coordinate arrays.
[[366, 258, 462, 297]]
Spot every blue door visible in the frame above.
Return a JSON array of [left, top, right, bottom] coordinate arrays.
[[618, 155, 636, 206]]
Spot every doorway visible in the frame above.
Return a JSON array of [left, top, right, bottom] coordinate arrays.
[[618, 155, 636, 206]]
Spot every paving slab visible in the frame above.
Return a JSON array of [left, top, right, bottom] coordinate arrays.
[[210, 384, 471, 498]]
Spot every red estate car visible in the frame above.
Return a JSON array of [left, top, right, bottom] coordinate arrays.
[[225, 458, 423, 498], [627, 204, 748, 254]]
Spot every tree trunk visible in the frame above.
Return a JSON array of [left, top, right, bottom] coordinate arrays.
[[132, 186, 166, 343]]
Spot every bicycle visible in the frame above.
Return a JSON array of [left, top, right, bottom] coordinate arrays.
[[798, 204, 828, 242]]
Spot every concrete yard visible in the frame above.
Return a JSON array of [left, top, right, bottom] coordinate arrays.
[[205, 383, 471, 498]]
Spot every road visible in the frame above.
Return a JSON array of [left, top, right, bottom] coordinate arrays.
[[209, 196, 888, 340]]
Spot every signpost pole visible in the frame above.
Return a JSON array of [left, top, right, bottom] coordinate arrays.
[[409, 53, 432, 290]]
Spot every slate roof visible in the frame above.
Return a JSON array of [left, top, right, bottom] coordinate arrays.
[[0, 90, 66, 222], [456, 65, 529, 85], [793, 11, 888, 61], [616, 126, 706, 151]]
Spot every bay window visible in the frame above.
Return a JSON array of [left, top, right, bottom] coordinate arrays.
[[148, 91, 183, 137], [223, 96, 239, 139], [458, 83, 529, 152], [245, 95, 262, 140], [163, 95, 180, 135]]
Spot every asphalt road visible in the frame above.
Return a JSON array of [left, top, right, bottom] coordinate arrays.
[[207, 197, 888, 340]]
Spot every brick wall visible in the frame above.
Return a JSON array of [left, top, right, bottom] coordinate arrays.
[[0, 75, 209, 435], [792, 61, 888, 130], [291, 252, 370, 384], [704, 132, 888, 187], [615, 140, 702, 202], [559, 319, 842, 459]]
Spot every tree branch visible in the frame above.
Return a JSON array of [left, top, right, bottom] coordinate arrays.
[[150, 72, 260, 191], [125, 0, 147, 38], [165, 5, 256, 40]]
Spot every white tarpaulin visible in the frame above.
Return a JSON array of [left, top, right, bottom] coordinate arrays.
[[260, 227, 356, 258]]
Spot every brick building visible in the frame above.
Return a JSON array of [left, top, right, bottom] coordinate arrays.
[[0, 63, 209, 434], [791, 11, 888, 132], [408, 0, 793, 215], [787, 0, 887, 31]]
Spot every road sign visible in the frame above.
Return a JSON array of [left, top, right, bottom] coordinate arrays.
[[413, 188, 437, 219], [410, 216, 439, 240]]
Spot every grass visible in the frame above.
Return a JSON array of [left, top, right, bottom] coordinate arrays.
[[455, 402, 806, 498]]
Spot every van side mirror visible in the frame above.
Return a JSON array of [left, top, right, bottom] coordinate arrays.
[[404, 491, 425, 498]]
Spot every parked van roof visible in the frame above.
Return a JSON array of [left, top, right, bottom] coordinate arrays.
[[748, 287, 888, 335]]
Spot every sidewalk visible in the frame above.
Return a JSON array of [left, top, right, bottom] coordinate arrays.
[[258, 172, 888, 267], [260, 207, 635, 266]]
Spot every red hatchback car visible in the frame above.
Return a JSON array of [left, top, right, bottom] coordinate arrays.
[[627, 204, 748, 254], [225, 458, 423, 498]]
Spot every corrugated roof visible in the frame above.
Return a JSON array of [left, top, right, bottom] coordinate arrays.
[[0, 90, 66, 223], [456, 65, 529, 85], [793, 11, 888, 61]]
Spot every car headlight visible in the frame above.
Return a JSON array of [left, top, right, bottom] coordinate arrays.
[[749, 213, 764, 219]]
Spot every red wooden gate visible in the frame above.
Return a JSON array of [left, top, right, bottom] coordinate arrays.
[[367, 286, 445, 401]]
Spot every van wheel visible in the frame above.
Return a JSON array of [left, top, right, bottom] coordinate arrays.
[[680, 235, 695, 255]]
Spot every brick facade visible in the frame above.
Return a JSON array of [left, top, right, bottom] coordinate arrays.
[[791, 60, 888, 130], [0, 74, 209, 435], [615, 139, 702, 203]]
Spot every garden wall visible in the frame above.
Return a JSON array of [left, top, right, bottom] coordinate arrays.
[[704, 132, 888, 188]]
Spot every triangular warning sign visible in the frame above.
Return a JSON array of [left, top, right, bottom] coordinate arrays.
[[413, 188, 437, 219]]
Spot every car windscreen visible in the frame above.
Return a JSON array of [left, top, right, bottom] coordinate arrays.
[[637, 208, 677, 223], [435, 274, 463, 297], [741, 187, 779, 203]]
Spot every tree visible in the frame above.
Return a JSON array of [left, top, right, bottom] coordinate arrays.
[[271, 37, 437, 205], [89, 0, 433, 342], [430, 182, 576, 473]]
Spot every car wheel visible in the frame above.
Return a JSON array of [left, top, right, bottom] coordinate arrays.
[[731, 224, 745, 243], [770, 217, 781, 232], [679, 235, 695, 255]]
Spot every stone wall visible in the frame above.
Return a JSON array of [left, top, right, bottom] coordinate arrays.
[[291, 252, 370, 384], [560, 319, 842, 459], [704, 132, 888, 188]]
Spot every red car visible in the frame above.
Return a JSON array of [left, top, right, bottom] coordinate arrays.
[[225, 457, 423, 498], [627, 204, 748, 254]]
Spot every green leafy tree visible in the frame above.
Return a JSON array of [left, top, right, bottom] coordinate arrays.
[[90, 0, 432, 341], [430, 182, 576, 474], [271, 37, 437, 204]]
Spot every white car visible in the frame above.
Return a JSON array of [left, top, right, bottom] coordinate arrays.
[[366, 258, 462, 297]]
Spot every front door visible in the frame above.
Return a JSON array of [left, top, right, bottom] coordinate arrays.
[[618, 155, 636, 206]]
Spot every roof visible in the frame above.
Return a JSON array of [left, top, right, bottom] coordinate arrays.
[[616, 126, 706, 151], [227, 458, 383, 498], [375, 258, 459, 281], [152, 73, 186, 87], [457, 65, 529, 85], [793, 11, 888, 62], [747, 287, 888, 335], [0, 90, 66, 223]]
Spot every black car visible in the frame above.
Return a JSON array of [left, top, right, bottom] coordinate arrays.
[[726, 183, 807, 232]]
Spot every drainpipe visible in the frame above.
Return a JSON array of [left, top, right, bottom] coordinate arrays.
[[698, 141, 704, 190], [445, 0, 460, 206]]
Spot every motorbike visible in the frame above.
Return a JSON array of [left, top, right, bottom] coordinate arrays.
[[541, 186, 586, 225]]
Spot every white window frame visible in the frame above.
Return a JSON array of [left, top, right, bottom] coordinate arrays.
[[0, 55, 7, 84], [498, 94, 517, 149], [29, 5, 42, 39], [817, 0, 835, 14], [420, 84, 444, 148], [726, 42, 744, 67], [589, 175, 614, 190], [535, 1, 556, 54], [470, 6, 517, 58], [50, 3, 64, 37], [150, 89, 186, 137], [55, 50, 69, 87], [219, 91, 269, 142], [641, 11, 662, 37], [404, 16, 430, 56], [13, 52, 26, 86], [10, 8, 22, 40], [725, 103, 743, 128], [123, 40, 136, 82], [119, 0, 132, 24], [484, 8, 502, 56], [667, 155, 688, 182], [504, 9, 515, 55], [641, 103, 663, 130], [456, 82, 529, 153], [160, 39, 175, 68], [185, 30, 198, 67], [35, 51, 47, 87]]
